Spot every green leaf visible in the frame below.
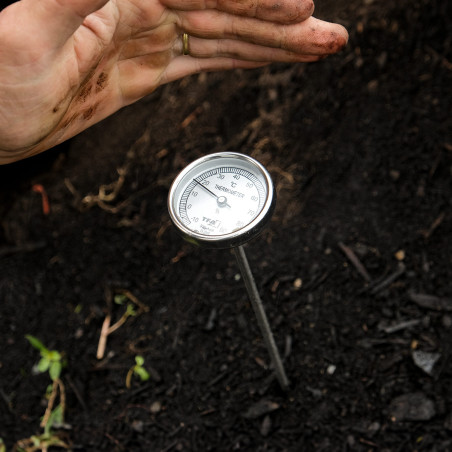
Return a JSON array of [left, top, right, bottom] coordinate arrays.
[[114, 294, 128, 305], [48, 350, 62, 362], [126, 304, 137, 316], [49, 361, 62, 381], [38, 357, 50, 373], [135, 366, 150, 382], [25, 335, 48, 353], [135, 355, 145, 366]]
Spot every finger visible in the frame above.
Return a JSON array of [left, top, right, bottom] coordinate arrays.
[[14, 0, 110, 49], [179, 36, 323, 63], [163, 57, 270, 84], [181, 13, 348, 56], [163, 0, 314, 24]]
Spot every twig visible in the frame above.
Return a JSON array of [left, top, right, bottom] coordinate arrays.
[[107, 311, 131, 335], [117, 289, 149, 313], [378, 318, 422, 334], [96, 289, 148, 359], [0, 241, 46, 258], [32, 184, 50, 215], [125, 368, 134, 389], [420, 212, 445, 239], [408, 292, 452, 311], [96, 315, 111, 359], [338, 242, 372, 282], [180, 105, 203, 128], [40, 378, 65, 429], [369, 263, 406, 295]]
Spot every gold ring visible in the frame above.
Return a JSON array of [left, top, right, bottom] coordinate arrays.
[[182, 33, 190, 56]]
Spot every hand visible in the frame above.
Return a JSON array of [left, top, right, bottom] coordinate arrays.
[[0, 0, 348, 164]]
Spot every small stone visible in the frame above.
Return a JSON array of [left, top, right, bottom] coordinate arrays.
[[367, 80, 379, 92], [367, 421, 381, 437], [390, 392, 436, 422], [131, 420, 144, 433], [150, 401, 162, 414], [326, 364, 336, 375], [395, 249, 405, 261], [412, 350, 440, 376], [442, 315, 452, 328], [293, 278, 303, 289], [74, 328, 84, 339]]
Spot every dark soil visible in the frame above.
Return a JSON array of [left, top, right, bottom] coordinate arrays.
[[1, 0, 451, 450]]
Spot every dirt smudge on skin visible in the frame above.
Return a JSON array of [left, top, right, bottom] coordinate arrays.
[[77, 84, 93, 103], [82, 104, 98, 120], [95, 72, 108, 93]]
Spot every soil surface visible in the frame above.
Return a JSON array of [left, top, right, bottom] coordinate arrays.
[[1, 0, 451, 450]]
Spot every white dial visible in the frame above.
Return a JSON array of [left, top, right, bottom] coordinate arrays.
[[168, 152, 275, 248]]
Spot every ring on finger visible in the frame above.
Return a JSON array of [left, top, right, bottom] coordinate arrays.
[[182, 33, 190, 56]]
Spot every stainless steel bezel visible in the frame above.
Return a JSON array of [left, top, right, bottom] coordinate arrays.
[[168, 152, 275, 248]]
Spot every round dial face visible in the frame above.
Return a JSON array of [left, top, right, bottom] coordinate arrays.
[[168, 152, 275, 248]]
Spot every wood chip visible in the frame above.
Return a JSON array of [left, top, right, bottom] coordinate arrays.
[[242, 400, 280, 419], [369, 263, 405, 294], [408, 292, 452, 311], [338, 242, 372, 282]]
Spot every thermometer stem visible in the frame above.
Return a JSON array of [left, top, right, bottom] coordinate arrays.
[[234, 245, 290, 390]]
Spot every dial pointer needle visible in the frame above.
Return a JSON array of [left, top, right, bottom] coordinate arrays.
[[193, 179, 231, 208]]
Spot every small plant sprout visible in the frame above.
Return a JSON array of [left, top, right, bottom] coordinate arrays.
[[96, 289, 149, 360], [25, 335, 64, 381], [15, 404, 70, 451], [126, 355, 150, 388], [22, 335, 68, 450]]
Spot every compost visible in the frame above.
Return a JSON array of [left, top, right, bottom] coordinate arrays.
[[1, 0, 451, 450]]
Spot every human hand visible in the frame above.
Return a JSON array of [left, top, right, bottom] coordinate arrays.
[[0, 0, 348, 164]]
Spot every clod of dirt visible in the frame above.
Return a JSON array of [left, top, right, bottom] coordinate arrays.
[[389, 392, 436, 422]]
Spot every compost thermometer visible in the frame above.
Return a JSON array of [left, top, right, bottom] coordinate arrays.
[[168, 152, 289, 389]]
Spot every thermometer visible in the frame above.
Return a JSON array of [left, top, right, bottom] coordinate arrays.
[[168, 152, 289, 389]]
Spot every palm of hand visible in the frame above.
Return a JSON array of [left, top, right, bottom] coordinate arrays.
[[1, 0, 175, 157]]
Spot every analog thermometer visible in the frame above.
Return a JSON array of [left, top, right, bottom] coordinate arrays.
[[168, 152, 275, 248], [168, 152, 289, 389]]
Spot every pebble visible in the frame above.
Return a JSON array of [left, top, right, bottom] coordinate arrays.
[[150, 401, 162, 414], [412, 350, 441, 376], [389, 392, 436, 421]]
